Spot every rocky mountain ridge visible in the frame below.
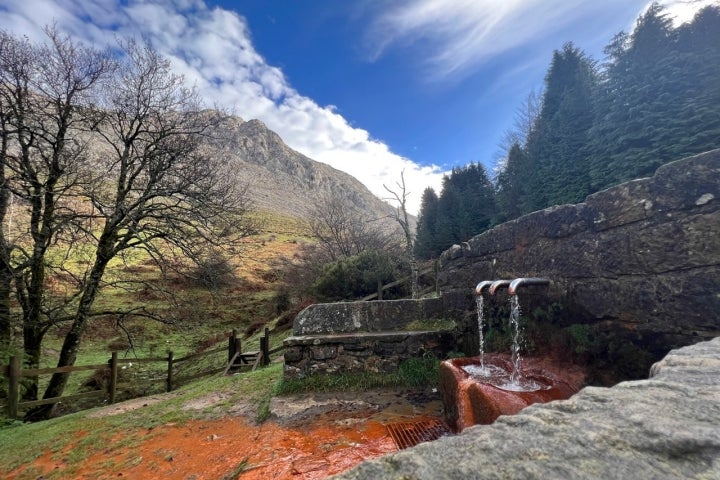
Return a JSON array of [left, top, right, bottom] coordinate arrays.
[[205, 115, 398, 224]]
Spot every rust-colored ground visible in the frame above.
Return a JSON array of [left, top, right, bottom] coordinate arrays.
[[8, 390, 445, 480], [10, 417, 398, 479]]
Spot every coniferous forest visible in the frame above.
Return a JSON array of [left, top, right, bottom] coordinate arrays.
[[414, 3, 720, 259]]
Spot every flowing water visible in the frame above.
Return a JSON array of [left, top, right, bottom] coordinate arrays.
[[509, 295, 523, 385], [462, 363, 549, 392], [464, 292, 543, 392], [475, 294, 486, 368]]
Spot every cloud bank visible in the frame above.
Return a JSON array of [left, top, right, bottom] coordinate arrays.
[[0, 0, 445, 215]]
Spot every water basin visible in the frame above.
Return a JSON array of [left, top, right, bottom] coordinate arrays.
[[440, 354, 585, 431]]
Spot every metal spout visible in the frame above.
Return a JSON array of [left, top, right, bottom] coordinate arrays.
[[475, 281, 495, 295], [488, 279, 513, 295], [508, 277, 550, 296]]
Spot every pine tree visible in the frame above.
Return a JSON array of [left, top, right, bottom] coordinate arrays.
[[588, 3, 702, 189], [525, 43, 598, 210], [494, 143, 530, 223], [414, 187, 440, 259], [416, 163, 496, 258]]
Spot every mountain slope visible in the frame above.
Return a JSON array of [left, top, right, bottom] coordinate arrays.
[[207, 115, 398, 223]]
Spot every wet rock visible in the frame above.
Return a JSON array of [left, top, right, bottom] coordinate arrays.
[[332, 337, 720, 480]]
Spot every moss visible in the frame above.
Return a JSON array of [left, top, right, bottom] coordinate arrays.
[[275, 356, 441, 395], [403, 318, 456, 332]]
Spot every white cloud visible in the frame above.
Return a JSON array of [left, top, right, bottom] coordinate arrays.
[[366, 0, 603, 77], [363, 0, 714, 79], [653, 0, 719, 24], [0, 0, 445, 214]]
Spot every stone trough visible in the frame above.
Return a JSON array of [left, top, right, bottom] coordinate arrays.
[[283, 293, 471, 379], [439, 354, 582, 430]]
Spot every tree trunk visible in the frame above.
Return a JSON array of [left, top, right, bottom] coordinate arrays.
[[25, 243, 112, 420], [21, 324, 43, 401], [20, 251, 48, 402], [0, 266, 11, 354]]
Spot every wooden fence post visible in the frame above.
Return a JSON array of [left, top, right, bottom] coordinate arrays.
[[261, 328, 270, 366], [228, 329, 237, 363], [234, 338, 241, 358], [8, 355, 20, 418], [108, 352, 118, 404], [166, 351, 174, 392]]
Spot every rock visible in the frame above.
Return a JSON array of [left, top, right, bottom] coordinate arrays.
[[206, 116, 398, 222], [331, 337, 720, 480]]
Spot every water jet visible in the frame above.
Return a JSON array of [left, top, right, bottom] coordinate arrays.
[[440, 278, 582, 431]]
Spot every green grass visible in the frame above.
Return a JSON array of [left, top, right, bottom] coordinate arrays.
[[0, 363, 285, 476], [275, 356, 440, 395], [403, 318, 456, 331]]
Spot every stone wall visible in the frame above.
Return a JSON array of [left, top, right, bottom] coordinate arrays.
[[333, 336, 720, 480], [437, 149, 720, 368], [284, 292, 472, 379], [283, 330, 457, 378], [293, 298, 445, 335]]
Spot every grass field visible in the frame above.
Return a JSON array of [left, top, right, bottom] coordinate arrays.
[[1, 209, 313, 418]]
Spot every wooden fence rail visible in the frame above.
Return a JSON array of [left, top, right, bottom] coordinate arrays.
[[360, 264, 438, 301], [1, 327, 283, 419]]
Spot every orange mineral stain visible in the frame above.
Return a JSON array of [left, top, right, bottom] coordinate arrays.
[[8, 413, 432, 479]]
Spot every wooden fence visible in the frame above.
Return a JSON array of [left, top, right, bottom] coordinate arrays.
[[360, 263, 438, 301], [1, 328, 283, 419]]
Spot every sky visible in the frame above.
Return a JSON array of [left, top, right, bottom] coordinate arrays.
[[0, 0, 716, 214]]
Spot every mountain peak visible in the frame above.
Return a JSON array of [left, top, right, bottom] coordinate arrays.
[[206, 113, 398, 224]]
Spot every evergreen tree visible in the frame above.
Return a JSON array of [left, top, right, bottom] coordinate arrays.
[[415, 163, 496, 259], [525, 42, 598, 210], [428, 3, 720, 253], [494, 143, 530, 223], [414, 187, 441, 259], [588, 3, 720, 189], [434, 177, 462, 249]]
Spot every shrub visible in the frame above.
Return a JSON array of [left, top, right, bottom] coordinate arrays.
[[312, 249, 407, 301], [190, 251, 236, 290]]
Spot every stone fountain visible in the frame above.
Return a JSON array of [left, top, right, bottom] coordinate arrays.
[[439, 278, 583, 431]]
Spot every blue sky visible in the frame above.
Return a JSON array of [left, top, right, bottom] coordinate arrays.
[[0, 0, 715, 213]]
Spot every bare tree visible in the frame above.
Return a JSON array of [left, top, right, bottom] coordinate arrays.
[[307, 192, 398, 262], [26, 39, 255, 419], [495, 88, 543, 172], [383, 170, 418, 298], [0, 29, 256, 418], [0, 30, 28, 353], [0, 27, 114, 399]]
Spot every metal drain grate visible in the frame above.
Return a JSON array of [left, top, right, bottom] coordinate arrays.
[[386, 419, 452, 450]]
